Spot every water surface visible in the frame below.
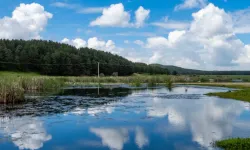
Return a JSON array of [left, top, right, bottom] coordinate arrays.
[[1, 86, 250, 150]]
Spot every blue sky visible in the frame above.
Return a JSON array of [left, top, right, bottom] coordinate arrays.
[[1, 0, 250, 70]]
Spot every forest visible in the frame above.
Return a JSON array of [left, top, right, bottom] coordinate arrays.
[[0, 39, 169, 76]]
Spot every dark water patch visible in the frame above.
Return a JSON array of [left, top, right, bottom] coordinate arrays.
[[59, 88, 133, 97]]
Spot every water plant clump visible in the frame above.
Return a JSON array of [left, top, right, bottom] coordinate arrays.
[[0, 76, 66, 103], [165, 78, 173, 89], [215, 138, 250, 150], [133, 78, 142, 87], [147, 77, 158, 87], [0, 78, 24, 104]]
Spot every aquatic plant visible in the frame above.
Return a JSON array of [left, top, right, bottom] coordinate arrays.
[[147, 77, 157, 87], [215, 138, 250, 150], [165, 78, 173, 89]]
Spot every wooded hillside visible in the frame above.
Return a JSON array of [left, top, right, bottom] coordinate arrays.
[[0, 39, 169, 76]]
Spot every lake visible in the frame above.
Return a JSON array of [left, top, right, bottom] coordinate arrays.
[[1, 85, 250, 150]]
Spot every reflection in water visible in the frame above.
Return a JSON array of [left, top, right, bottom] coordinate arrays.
[[60, 88, 133, 97], [145, 88, 246, 148], [0, 117, 51, 150], [1, 86, 250, 150], [0, 88, 133, 117], [90, 127, 129, 150], [87, 105, 114, 116], [135, 127, 149, 149], [90, 127, 149, 150]]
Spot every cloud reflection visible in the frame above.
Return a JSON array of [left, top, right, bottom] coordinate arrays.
[[135, 127, 149, 149], [147, 95, 245, 148], [0, 116, 51, 150], [90, 127, 128, 150]]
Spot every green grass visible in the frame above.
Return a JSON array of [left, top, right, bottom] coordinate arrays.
[[0, 71, 40, 77], [185, 82, 250, 102], [206, 89, 250, 102], [215, 138, 250, 150]]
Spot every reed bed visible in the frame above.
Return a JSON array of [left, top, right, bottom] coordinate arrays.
[[0, 72, 177, 103], [0, 75, 65, 103], [4, 71, 249, 103]]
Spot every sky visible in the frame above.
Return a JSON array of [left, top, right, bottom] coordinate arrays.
[[1, 0, 250, 70]]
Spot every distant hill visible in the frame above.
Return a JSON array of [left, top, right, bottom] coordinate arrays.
[[152, 64, 250, 75]]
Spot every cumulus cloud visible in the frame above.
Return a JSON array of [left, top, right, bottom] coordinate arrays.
[[90, 3, 150, 28], [61, 37, 116, 52], [88, 37, 116, 52], [90, 3, 131, 27], [175, 0, 207, 11], [135, 6, 150, 28], [145, 3, 250, 69], [0, 3, 52, 39], [90, 127, 129, 150], [62, 38, 87, 49]]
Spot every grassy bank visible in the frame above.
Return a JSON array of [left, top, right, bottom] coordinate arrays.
[[206, 89, 250, 102], [215, 138, 250, 150], [183, 82, 250, 102]]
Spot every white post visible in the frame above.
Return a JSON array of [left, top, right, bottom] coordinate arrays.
[[98, 62, 100, 78]]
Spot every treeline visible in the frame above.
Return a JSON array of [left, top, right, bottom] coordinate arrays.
[[0, 39, 169, 76], [155, 65, 250, 75]]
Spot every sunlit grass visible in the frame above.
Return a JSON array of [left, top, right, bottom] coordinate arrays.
[[215, 138, 250, 150]]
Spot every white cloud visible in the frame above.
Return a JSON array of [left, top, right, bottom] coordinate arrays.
[[90, 127, 129, 150], [51, 2, 104, 14], [78, 7, 105, 14], [61, 38, 87, 49], [134, 40, 144, 46], [88, 37, 116, 52], [235, 45, 250, 64], [152, 20, 190, 30], [51, 2, 77, 9], [175, 0, 208, 11], [135, 6, 150, 28], [62, 37, 117, 52], [0, 3, 52, 39], [231, 7, 250, 34], [90, 3, 150, 28], [190, 3, 233, 38], [116, 32, 156, 37], [90, 3, 131, 27], [144, 3, 250, 69], [146, 30, 186, 49]]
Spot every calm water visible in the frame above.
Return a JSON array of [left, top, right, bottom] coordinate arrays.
[[1, 86, 250, 150]]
